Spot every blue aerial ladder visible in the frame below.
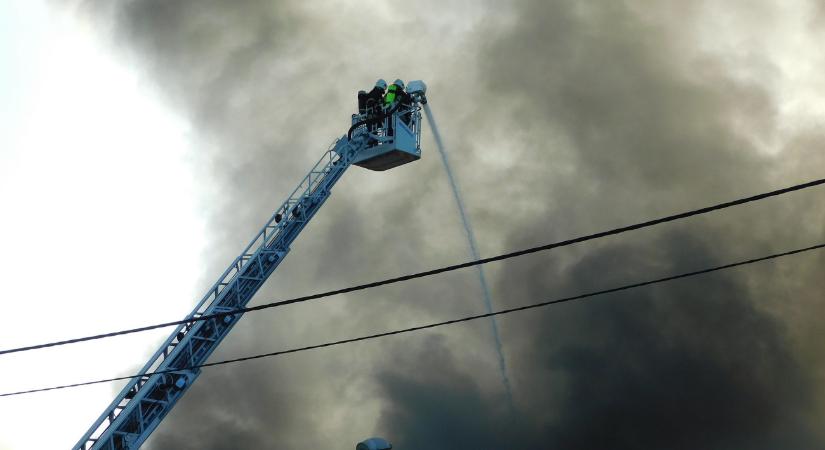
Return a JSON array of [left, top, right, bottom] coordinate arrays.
[[74, 80, 428, 450]]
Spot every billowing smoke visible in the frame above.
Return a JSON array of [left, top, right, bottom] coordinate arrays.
[[68, 0, 825, 448]]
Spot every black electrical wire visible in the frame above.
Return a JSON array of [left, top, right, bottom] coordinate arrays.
[[2, 242, 821, 398], [0, 177, 823, 357]]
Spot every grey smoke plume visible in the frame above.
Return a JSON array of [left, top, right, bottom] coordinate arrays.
[[66, 0, 825, 448]]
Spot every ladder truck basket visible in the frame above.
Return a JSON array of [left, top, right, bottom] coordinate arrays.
[[348, 80, 426, 171]]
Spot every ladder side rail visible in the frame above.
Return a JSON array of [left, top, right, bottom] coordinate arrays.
[[166, 139, 359, 372], [81, 170, 335, 449], [184, 138, 346, 321], [76, 136, 364, 450], [77, 139, 353, 448], [75, 315, 198, 450], [119, 185, 333, 449], [121, 141, 359, 447], [160, 147, 353, 375]]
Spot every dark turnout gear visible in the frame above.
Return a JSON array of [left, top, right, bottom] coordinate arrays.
[[357, 80, 388, 139], [365, 86, 384, 114], [365, 80, 386, 133], [396, 83, 413, 125], [397, 88, 412, 108], [357, 90, 369, 115], [359, 79, 387, 116]]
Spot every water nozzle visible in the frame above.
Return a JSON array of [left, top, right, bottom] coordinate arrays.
[[407, 80, 427, 105]]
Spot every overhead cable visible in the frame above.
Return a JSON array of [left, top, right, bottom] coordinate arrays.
[[1, 177, 822, 357], [2, 241, 821, 398]]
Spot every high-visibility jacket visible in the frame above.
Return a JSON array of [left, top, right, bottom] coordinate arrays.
[[384, 84, 398, 106]]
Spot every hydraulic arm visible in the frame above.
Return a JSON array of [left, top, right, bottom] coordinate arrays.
[[75, 81, 427, 450]]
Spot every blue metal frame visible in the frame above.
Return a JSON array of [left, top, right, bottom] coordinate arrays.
[[73, 96, 424, 449], [351, 104, 422, 171]]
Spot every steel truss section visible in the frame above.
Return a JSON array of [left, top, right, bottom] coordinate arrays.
[[75, 133, 372, 450]]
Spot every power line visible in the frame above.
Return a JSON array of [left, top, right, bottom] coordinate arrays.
[[1, 177, 823, 357], [2, 242, 821, 398]]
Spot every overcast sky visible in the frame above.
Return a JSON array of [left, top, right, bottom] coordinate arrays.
[[1, 1, 824, 449]]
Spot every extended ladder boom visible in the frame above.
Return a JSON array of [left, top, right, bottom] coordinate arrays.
[[74, 136, 360, 450], [76, 81, 427, 450]]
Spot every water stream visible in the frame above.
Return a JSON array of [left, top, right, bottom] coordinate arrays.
[[423, 103, 513, 406]]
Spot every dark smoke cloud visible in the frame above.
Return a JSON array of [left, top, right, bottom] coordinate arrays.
[[66, 0, 825, 448], [370, 0, 825, 448], [521, 235, 814, 448]]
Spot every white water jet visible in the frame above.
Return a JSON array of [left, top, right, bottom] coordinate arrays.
[[423, 103, 513, 406]]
